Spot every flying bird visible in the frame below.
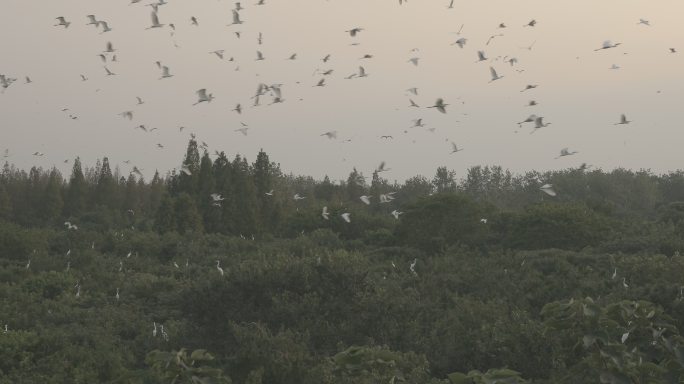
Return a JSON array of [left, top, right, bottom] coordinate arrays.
[[55, 17, 71, 28], [450, 142, 464, 153], [231, 10, 243, 25], [489, 67, 503, 82], [160, 66, 173, 79], [428, 98, 448, 113], [555, 148, 578, 159], [530, 116, 551, 134], [193, 89, 214, 105], [540, 184, 556, 196], [86, 15, 99, 26], [346, 27, 363, 37], [615, 114, 631, 125], [452, 38, 467, 48], [147, 12, 164, 29], [595, 40, 621, 51], [341, 213, 351, 223]]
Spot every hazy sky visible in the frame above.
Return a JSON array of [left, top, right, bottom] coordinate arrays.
[[1, 0, 683, 182]]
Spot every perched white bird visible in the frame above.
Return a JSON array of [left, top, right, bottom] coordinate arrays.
[[115, 288, 120, 301], [322, 206, 330, 220], [216, 260, 224, 276], [410, 258, 417, 275], [540, 184, 557, 197], [622, 277, 629, 289]]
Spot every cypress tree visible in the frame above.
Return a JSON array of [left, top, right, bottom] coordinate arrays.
[[65, 157, 87, 216], [42, 168, 64, 222]]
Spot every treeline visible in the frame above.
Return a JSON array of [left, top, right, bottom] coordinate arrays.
[[2, 139, 684, 253], [4, 143, 684, 382]]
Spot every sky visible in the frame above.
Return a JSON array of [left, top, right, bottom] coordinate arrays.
[[1, 0, 683, 182]]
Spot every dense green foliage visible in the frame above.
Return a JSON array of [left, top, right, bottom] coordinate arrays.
[[3, 141, 684, 383]]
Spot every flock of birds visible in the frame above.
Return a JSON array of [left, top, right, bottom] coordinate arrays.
[[1, 2, 681, 334], [1, 1, 673, 185]]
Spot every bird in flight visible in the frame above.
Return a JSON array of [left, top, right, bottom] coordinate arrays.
[[595, 40, 621, 51], [450, 142, 464, 153], [341, 213, 351, 223], [428, 98, 448, 113], [147, 12, 164, 29], [193, 89, 214, 105], [321, 206, 330, 220], [55, 17, 71, 28], [346, 27, 363, 37], [615, 114, 631, 125], [231, 10, 243, 25], [489, 67, 503, 82], [530, 117, 551, 134], [540, 184, 556, 196], [555, 148, 578, 159], [452, 37, 467, 48]]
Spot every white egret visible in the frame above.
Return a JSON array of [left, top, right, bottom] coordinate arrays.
[[193, 89, 214, 105], [540, 184, 557, 196], [489, 67, 503, 82], [428, 98, 448, 113], [55, 17, 71, 28], [615, 114, 631, 125]]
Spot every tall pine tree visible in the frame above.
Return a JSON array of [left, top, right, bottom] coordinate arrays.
[[65, 157, 87, 216]]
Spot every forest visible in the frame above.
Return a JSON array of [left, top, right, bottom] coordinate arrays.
[[3, 139, 684, 383]]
